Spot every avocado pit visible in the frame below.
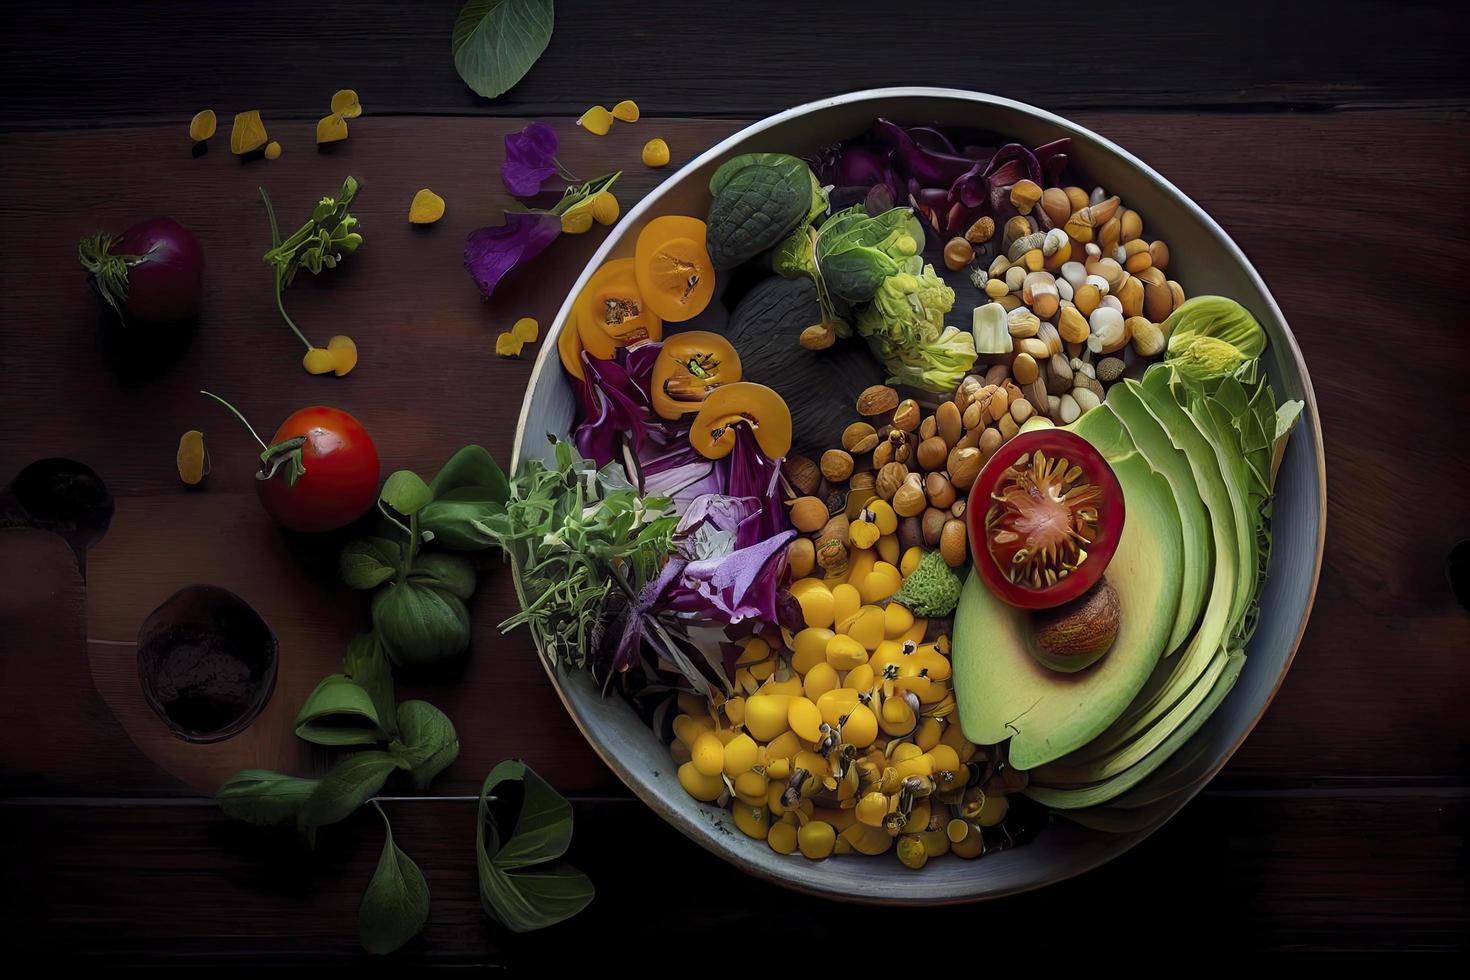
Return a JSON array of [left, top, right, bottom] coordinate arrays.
[[1027, 579, 1121, 673]]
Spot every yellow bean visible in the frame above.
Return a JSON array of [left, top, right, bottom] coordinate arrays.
[[723, 733, 758, 777], [642, 137, 671, 167], [826, 634, 868, 671], [843, 663, 875, 693], [884, 602, 915, 639], [915, 717, 943, 752], [791, 627, 834, 675], [788, 697, 824, 742], [831, 583, 862, 629], [798, 820, 836, 860], [767, 816, 799, 854], [677, 761, 724, 802], [841, 703, 878, 748], [744, 695, 791, 742], [795, 582, 834, 629], [803, 662, 839, 701], [733, 769, 768, 805], [846, 605, 886, 650], [816, 688, 859, 728], [732, 802, 769, 840]]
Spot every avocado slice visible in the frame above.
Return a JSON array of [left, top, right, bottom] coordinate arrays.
[[1025, 651, 1245, 810], [1049, 376, 1240, 765], [954, 441, 1184, 770]]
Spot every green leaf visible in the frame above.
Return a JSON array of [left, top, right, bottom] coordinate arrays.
[[417, 499, 506, 551], [428, 444, 509, 504], [340, 537, 401, 590], [217, 770, 319, 827], [294, 673, 388, 746], [343, 632, 398, 739], [372, 581, 471, 667], [451, 0, 555, 100], [390, 701, 461, 788], [358, 804, 430, 956], [381, 471, 433, 516], [476, 760, 593, 932], [299, 751, 399, 830], [409, 551, 477, 600]]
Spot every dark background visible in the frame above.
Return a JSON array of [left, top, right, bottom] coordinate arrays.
[[1, 0, 1467, 961]]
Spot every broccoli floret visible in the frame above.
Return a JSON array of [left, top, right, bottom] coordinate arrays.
[[892, 550, 962, 618]]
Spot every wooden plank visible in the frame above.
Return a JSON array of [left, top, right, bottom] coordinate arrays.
[[2, 1, 1468, 130], [3, 790, 1463, 958], [1, 112, 1465, 797]]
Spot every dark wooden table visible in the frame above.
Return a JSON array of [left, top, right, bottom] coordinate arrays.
[[2, 0, 1466, 960]]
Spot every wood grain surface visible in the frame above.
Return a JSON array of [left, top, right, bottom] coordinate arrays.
[[0, 0, 1467, 958]]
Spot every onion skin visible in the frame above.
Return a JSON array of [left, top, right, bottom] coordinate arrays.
[[83, 217, 204, 325]]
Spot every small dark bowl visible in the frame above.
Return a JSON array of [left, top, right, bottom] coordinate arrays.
[[136, 585, 279, 743]]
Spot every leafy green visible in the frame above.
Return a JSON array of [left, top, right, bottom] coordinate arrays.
[[814, 205, 924, 304], [893, 549, 962, 617], [1166, 334, 1248, 382], [358, 803, 431, 955], [451, 0, 555, 100], [853, 261, 975, 392], [299, 751, 400, 830], [477, 760, 593, 932], [408, 551, 477, 600], [705, 153, 816, 269], [373, 580, 471, 667], [1164, 296, 1266, 359], [216, 770, 319, 827], [429, 444, 510, 504], [343, 632, 398, 738], [340, 537, 402, 590], [381, 471, 433, 516], [294, 673, 389, 746], [390, 701, 461, 789]]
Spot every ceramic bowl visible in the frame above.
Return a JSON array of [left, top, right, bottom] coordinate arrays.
[[511, 88, 1325, 902]]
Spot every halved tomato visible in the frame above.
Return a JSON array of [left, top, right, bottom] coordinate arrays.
[[574, 257, 663, 361], [966, 429, 1125, 610], [650, 330, 742, 420], [634, 216, 716, 322]]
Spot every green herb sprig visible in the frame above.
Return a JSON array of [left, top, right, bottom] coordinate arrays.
[[259, 175, 364, 356]]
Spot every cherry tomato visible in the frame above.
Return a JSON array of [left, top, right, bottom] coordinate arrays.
[[256, 406, 379, 533], [966, 429, 1124, 610]]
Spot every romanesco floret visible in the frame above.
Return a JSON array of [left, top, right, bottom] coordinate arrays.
[[892, 549, 962, 618]]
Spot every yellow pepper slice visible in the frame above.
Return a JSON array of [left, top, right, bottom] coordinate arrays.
[[495, 332, 524, 357], [229, 110, 267, 155], [190, 110, 216, 142], [316, 112, 348, 145], [612, 99, 640, 123], [577, 105, 613, 136], [327, 335, 357, 376], [642, 138, 670, 167], [408, 188, 445, 225], [331, 89, 362, 119], [511, 317, 539, 343]]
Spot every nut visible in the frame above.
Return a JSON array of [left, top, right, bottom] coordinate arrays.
[[1115, 274, 1144, 318], [943, 236, 975, 271], [1022, 272, 1059, 319], [965, 216, 996, 245], [1098, 215, 1122, 255], [952, 377, 983, 413], [988, 254, 1012, 279], [787, 537, 815, 578], [1017, 337, 1050, 360], [1122, 238, 1152, 274], [1012, 352, 1039, 385], [1046, 354, 1074, 394], [1004, 265, 1026, 292], [1088, 307, 1129, 354], [782, 455, 821, 496], [800, 323, 836, 350], [917, 436, 948, 471], [983, 363, 1010, 387], [940, 519, 968, 567], [921, 507, 948, 548], [876, 461, 909, 500], [893, 474, 927, 518], [1090, 257, 1125, 293], [1010, 398, 1034, 425], [1009, 179, 1042, 214], [1006, 306, 1040, 338], [949, 499, 966, 521], [816, 515, 850, 572], [842, 422, 879, 454], [983, 278, 1009, 300], [1047, 394, 1062, 419], [1071, 385, 1101, 414], [936, 401, 963, 447], [789, 496, 828, 532], [1003, 379, 1025, 406], [1057, 305, 1090, 345], [1023, 376, 1051, 416], [977, 426, 1002, 460], [1096, 356, 1126, 382], [1037, 320, 1062, 357], [898, 516, 923, 552], [1041, 187, 1071, 228], [1002, 215, 1033, 250], [1063, 196, 1119, 244], [1167, 279, 1186, 312], [1074, 283, 1102, 317], [850, 469, 877, 496], [1143, 275, 1174, 323], [1130, 317, 1165, 357], [1057, 393, 1080, 424], [821, 449, 855, 483], [963, 400, 983, 430], [891, 399, 921, 433], [1149, 240, 1170, 271], [1120, 208, 1143, 243], [1073, 372, 1105, 401], [925, 472, 956, 509], [1064, 186, 1089, 212], [918, 414, 938, 443], [947, 447, 983, 490], [857, 384, 899, 416], [1007, 232, 1046, 263], [998, 412, 1020, 441]]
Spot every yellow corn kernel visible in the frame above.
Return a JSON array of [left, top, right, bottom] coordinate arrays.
[[672, 713, 711, 747], [264, 140, 282, 161], [612, 99, 640, 122], [723, 732, 758, 776], [303, 347, 336, 374], [315, 112, 348, 145], [841, 821, 894, 856], [327, 335, 357, 376], [866, 499, 898, 535], [761, 675, 803, 698], [747, 658, 775, 681], [1021, 248, 1044, 272], [735, 635, 770, 665], [591, 191, 620, 226], [494, 332, 523, 357], [723, 696, 746, 727], [884, 602, 914, 639], [876, 533, 900, 566], [791, 627, 834, 674], [578, 105, 614, 136], [409, 188, 446, 225], [766, 730, 802, 760], [900, 546, 925, 577], [733, 769, 768, 805], [798, 820, 836, 860], [915, 717, 943, 752], [642, 137, 670, 167], [815, 688, 859, 728], [900, 619, 928, 645], [189, 109, 216, 142], [767, 816, 799, 854], [927, 743, 961, 776], [891, 742, 924, 764], [331, 89, 362, 119], [860, 562, 903, 604], [846, 546, 878, 587], [826, 634, 868, 671], [841, 703, 878, 748]]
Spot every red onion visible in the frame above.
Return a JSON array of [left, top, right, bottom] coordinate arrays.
[[78, 217, 203, 325]]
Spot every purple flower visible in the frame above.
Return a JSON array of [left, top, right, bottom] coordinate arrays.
[[502, 122, 561, 197], [463, 210, 561, 299]]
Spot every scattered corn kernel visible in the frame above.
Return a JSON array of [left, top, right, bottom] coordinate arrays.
[[590, 190, 620, 225], [176, 430, 208, 485], [495, 332, 524, 357], [229, 110, 267, 155], [331, 89, 362, 119], [560, 207, 594, 234], [189, 109, 217, 142], [326, 335, 357, 376], [578, 105, 614, 136], [264, 140, 282, 160], [303, 347, 336, 374], [612, 99, 640, 122], [316, 112, 348, 145], [511, 317, 539, 343], [642, 138, 670, 167], [409, 188, 446, 225]]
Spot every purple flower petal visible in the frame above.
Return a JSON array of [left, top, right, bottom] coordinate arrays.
[[501, 122, 561, 197], [463, 211, 561, 299], [668, 530, 797, 625]]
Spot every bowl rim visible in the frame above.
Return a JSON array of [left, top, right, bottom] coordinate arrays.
[[511, 86, 1327, 901]]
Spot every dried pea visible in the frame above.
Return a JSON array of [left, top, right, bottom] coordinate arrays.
[[642, 137, 670, 167], [611, 99, 640, 122], [577, 105, 614, 136], [189, 109, 216, 142], [229, 110, 267, 155], [409, 188, 446, 225], [264, 141, 282, 161], [176, 430, 208, 485], [330, 89, 362, 119], [316, 112, 348, 145], [511, 317, 539, 343], [495, 332, 524, 357]]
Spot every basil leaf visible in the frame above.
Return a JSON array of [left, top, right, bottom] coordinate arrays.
[[417, 499, 505, 551], [428, 444, 509, 504], [294, 673, 387, 747], [343, 632, 398, 739], [372, 581, 471, 667], [358, 804, 430, 956], [299, 751, 398, 830], [408, 551, 477, 600], [217, 770, 319, 827], [339, 537, 401, 590], [452, 0, 554, 100], [476, 760, 593, 932], [381, 470, 432, 516], [389, 700, 460, 788]]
